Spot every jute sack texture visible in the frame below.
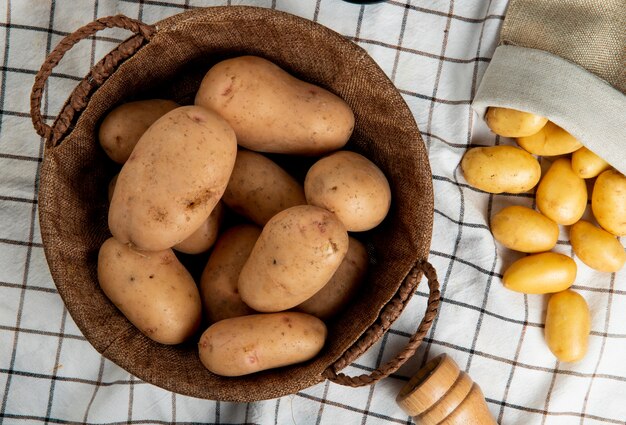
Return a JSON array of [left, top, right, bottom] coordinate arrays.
[[30, 7, 440, 401], [473, 0, 626, 173]]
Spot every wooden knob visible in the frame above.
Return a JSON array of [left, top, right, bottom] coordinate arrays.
[[396, 354, 497, 425]]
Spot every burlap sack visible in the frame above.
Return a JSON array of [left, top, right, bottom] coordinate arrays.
[[30, 7, 440, 401], [473, 0, 626, 174]]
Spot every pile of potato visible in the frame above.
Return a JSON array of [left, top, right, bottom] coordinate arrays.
[[462, 107, 625, 363], [96, 56, 392, 377]]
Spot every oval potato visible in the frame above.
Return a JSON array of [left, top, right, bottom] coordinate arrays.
[[461, 146, 541, 194], [99, 99, 179, 164], [97, 237, 202, 344], [536, 158, 587, 225], [545, 290, 590, 363], [491, 206, 558, 253], [222, 150, 306, 226], [571, 147, 611, 179], [503, 252, 576, 294], [516, 121, 582, 156], [305, 151, 391, 232], [173, 202, 224, 254], [109, 106, 237, 251], [297, 236, 368, 319], [592, 170, 626, 236], [200, 224, 261, 323], [239, 205, 349, 312], [198, 312, 327, 376], [195, 56, 354, 155], [485, 107, 547, 138], [570, 220, 625, 272]]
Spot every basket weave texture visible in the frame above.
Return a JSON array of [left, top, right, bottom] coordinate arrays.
[[32, 7, 438, 401]]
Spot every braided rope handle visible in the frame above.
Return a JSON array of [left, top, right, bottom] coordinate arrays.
[[323, 260, 440, 387], [30, 15, 156, 142]]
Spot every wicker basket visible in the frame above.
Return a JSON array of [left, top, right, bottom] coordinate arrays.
[[30, 7, 440, 402]]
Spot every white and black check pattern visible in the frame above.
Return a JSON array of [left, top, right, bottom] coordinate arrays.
[[1, 1, 624, 424]]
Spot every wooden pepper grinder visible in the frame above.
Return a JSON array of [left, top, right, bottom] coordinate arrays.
[[396, 354, 497, 425]]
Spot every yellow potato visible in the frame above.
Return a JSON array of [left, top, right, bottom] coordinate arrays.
[[173, 202, 224, 254], [109, 106, 237, 251], [571, 147, 611, 179], [485, 107, 548, 138], [198, 312, 327, 376], [200, 225, 261, 323], [536, 158, 587, 225], [97, 237, 202, 344], [108, 173, 118, 203], [195, 56, 354, 155], [592, 170, 626, 236], [98, 99, 179, 164], [304, 151, 391, 231], [503, 252, 576, 294], [297, 236, 368, 319], [516, 121, 582, 156], [570, 220, 625, 272], [461, 146, 541, 194], [222, 150, 306, 226], [545, 290, 590, 363], [491, 206, 558, 253], [239, 205, 349, 312]]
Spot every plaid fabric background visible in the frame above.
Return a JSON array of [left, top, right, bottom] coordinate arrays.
[[1, 0, 624, 424]]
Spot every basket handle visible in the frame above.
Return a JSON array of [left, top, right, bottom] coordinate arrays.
[[30, 15, 156, 141], [323, 260, 440, 387]]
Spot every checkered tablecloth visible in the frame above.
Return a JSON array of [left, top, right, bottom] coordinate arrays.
[[1, 0, 625, 424]]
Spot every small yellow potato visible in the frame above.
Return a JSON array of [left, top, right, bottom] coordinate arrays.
[[592, 170, 626, 236], [485, 107, 548, 138], [570, 220, 625, 272], [516, 121, 582, 156], [503, 252, 576, 294], [222, 150, 306, 226], [108, 174, 118, 203], [545, 290, 591, 363], [461, 146, 541, 194], [198, 312, 327, 376], [200, 225, 261, 323], [97, 237, 202, 344], [491, 206, 558, 253], [98, 99, 179, 164], [239, 205, 349, 312], [304, 151, 391, 232], [536, 158, 587, 225], [195, 56, 354, 155], [109, 106, 237, 251], [173, 202, 224, 254], [297, 236, 368, 319], [571, 147, 611, 179]]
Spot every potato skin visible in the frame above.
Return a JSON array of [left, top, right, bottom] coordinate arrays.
[[545, 290, 590, 363], [173, 202, 224, 254], [195, 56, 354, 155], [297, 236, 368, 319], [222, 150, 306, 226], [570, 220, 625, 272], [461, 146, 541, 194], [239, 205, 349, 312], [592, 170, 626, 236], [304, 151, 391, 232], [109, 106, 237, 251], [99, 99, 179, 164], [536, 158, 587, 225], [503, 252, 576, 294], [97, 237, 202, 344], [571, 147, 611, 179], [198, 312, 327, 376], [485, 107, 547, 138], [200, 225, 261, 323], [516, 121, 582, 156], [491, 206, 558, 253]]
